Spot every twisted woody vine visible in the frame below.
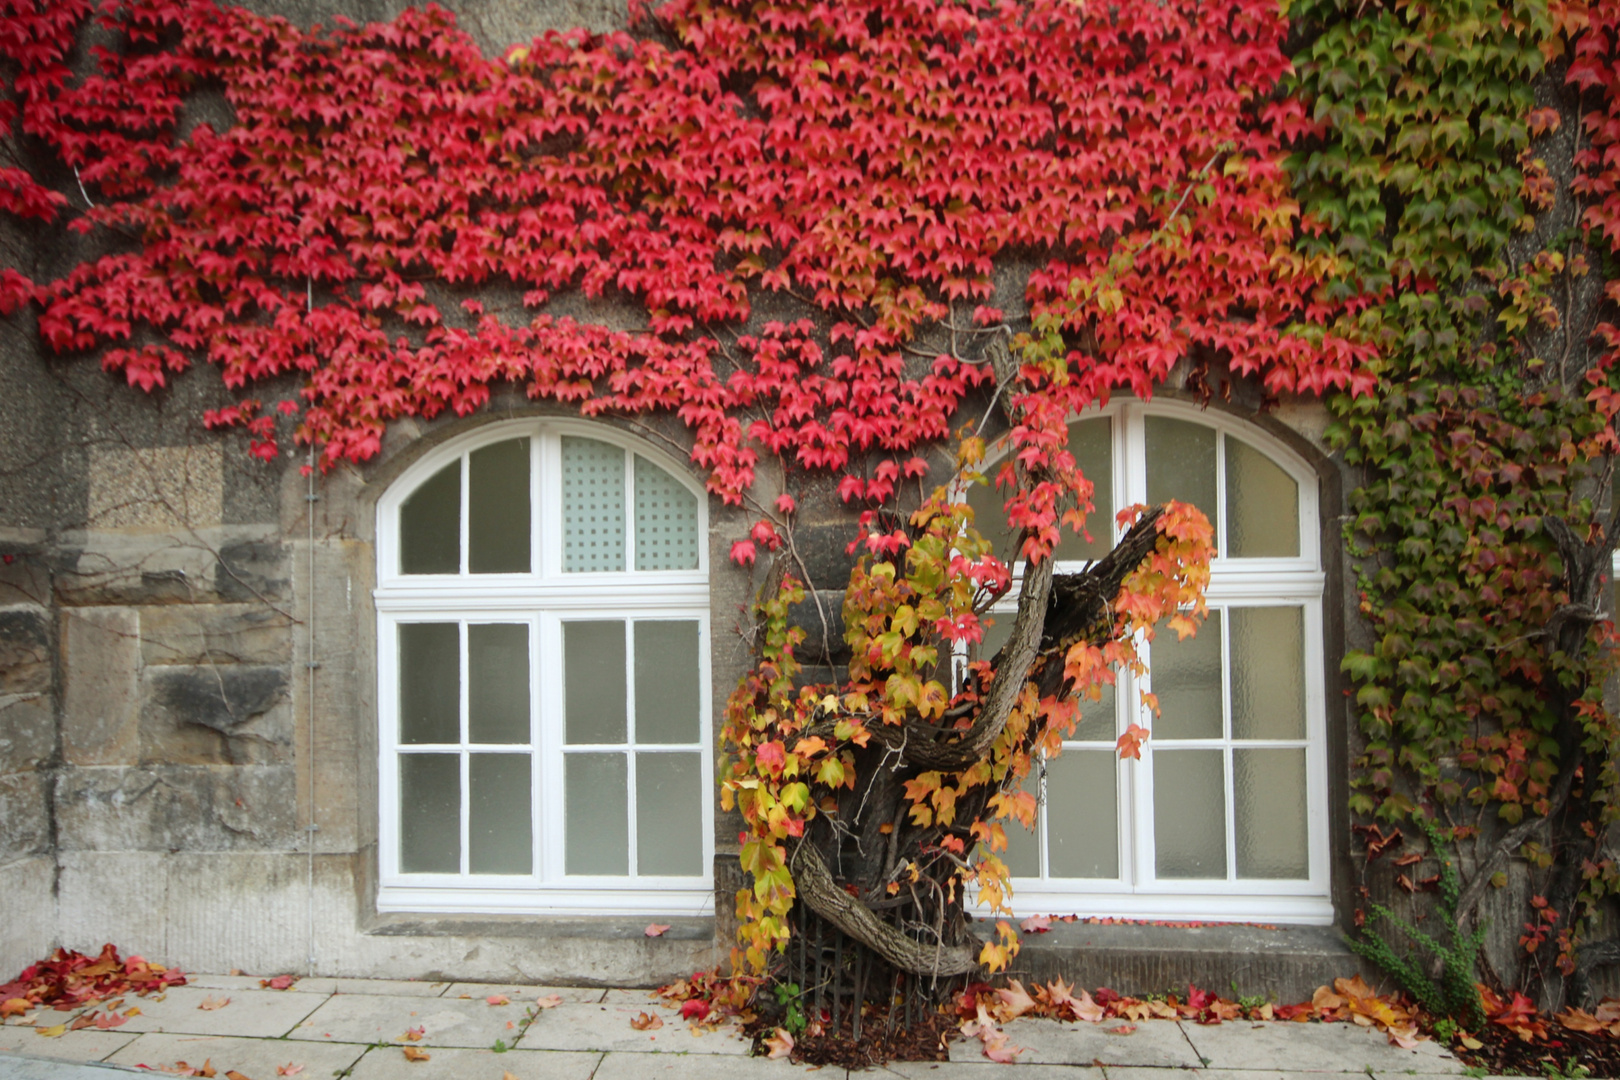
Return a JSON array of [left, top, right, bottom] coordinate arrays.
[[4, 0, 1620, 1039]]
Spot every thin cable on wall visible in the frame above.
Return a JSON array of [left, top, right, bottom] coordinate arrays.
[[305, 274, 319, 976]]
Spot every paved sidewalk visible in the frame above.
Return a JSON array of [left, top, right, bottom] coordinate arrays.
[[0, 974, 1504, 1078]]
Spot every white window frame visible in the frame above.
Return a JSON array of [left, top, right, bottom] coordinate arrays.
[[374, 419, 714, 916], [967, 399, 1332, 925]]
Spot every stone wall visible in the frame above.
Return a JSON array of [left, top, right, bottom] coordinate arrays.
[[0, 0, 1368, 997]]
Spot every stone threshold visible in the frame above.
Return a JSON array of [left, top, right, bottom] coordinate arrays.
[[1008, 920, 1366, 1002]]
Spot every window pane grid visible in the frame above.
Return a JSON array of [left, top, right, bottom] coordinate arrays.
[[561, 618, 705, 881], [382, 425, 712, 910], [961, 404, 1323, 918]]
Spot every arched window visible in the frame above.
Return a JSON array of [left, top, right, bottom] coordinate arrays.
[[375, 422, 712, 915], [965, 401, 1330, 924]]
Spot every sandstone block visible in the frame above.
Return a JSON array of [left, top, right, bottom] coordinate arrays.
[[139, 603, 293, 667], [0, 690, 54, 772], [216, 538, 291, 603], [60, 606, 139, 766], [0, 769, 49, 860], [140, 663, 291, 765], [0, 605, 51, 694], [53, 763, 297, 852]]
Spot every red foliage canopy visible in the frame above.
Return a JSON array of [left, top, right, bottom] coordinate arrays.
[[0, 0, 1371, 511]]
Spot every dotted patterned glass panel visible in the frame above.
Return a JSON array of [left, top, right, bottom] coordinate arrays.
[[562, 437, 625, 573], [634, 456, 700, 571]]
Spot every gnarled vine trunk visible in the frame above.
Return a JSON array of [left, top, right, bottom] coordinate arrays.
[[776, 505, 1168, 1007]]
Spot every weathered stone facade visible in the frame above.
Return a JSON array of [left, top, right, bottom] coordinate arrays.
[[0, 0, 1457, 999]]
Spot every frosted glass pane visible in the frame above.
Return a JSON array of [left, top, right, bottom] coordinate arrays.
[[1154, 749, 1226, 879], [1071, 684, 1116, 743], [635, 621, 700, 744], [562, 437, 625, 572], [399, 622, 459, 744], [469, 438, 531, 573], [1054, 418, 1114, 561], [1046, 750, 1118, 879], [1230, 608, 1305, 740], [636, 752, 703, 875], [978, 611, 1013, 664], [1225, 435, 1298, 558], [400, 460, 460, 574], [469, 753, 531, 874], [1000, 802, 1040, 877], [966, 475, 1020, 565], [564, 621, 626, 744], [1145, 416, 1218, 542], [1235, 749, 1308, 879], [400, 753, 459, 873], [566, 752, 628, 875], [635, 456, 700, 570], [469, 624, 529, 744], [1151, 615, 1222, 740]]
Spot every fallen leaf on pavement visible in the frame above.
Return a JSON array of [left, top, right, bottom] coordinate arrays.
[[680, 999, 710, 1022], [198, 996, 230, 1011], [402, 1046, 431, 1062], [275, 1065, 304, 1076], [1108, 1024, 1137, 1035], [645, 924, 670, 937], [995, 980, 1038, 1020], [535, 994, 563, 1009], [503, 1073, 520, 1080], [225, 1071, 252, 1080], [125, 1006, 142, 1016], [1019, 914, 1052, 934], [35, 1022, 66, 1037], [764, 1027, 794, 1059], [0, 998, 29, 1018], [486, 994, 510, 1006], [630, 1011, 664, 1031], [95, 1011, 127, 1029], [400, 1025, 425, 1042], [981, 1029, 1020, 1063], [260, 975, 297, 991]]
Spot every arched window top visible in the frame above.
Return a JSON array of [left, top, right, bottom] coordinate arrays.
[[378, 421, 707, 583], [966, 400, 1320, 571]]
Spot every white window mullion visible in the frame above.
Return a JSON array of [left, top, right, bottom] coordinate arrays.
[[624, 620, 638, 880], [459, 621, 470, 876], [537, 424, 550, 579], [459, 453, 471, 576], [539, 612, 565, 883]]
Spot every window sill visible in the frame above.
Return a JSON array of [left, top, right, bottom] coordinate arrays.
[[364, 912, 715, 942]]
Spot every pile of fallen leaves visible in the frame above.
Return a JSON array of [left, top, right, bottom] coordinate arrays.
[[1459, 988, 1620, 1077], [0, 944, 186, 1016], [652, 968, 759, 1033]]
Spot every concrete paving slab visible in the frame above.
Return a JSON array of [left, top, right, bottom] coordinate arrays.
[[0, 1026, 137, 1063], [106, 1032, 367, 1077], [186, 973, 450, 996], [878, 1062, 1097, 1078], [599, 988, 666, 1005], [947, 1018, 1201, 1068], [1106, 1070, 1324, 1080], [110, 986, 323, 1038], [591, 1052, 825, 1079], [347, 1045, 603, 1080], [446, 983, 606, 1004], [0, 1052, 145, 1077], [287, 992, 532, 1049], [516, 1001, 749, 1055], [1178, 1020, 1466, 1074]]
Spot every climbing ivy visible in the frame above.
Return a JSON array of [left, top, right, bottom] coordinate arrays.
[[1291, 0, 1620, 1006]]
